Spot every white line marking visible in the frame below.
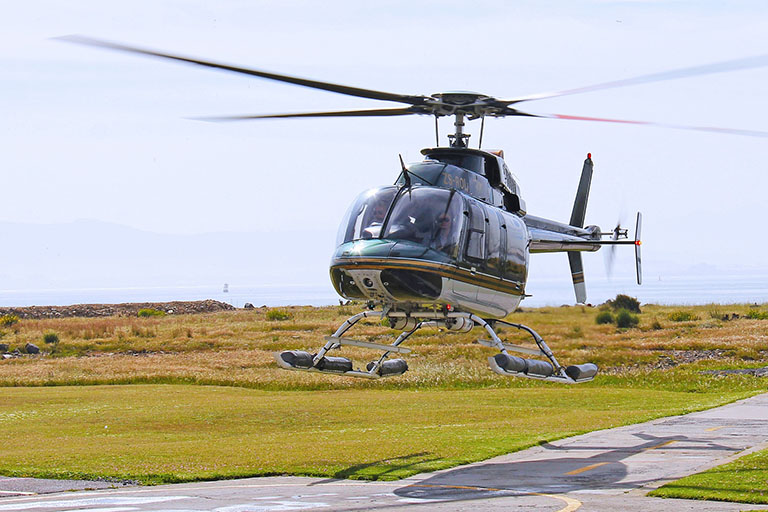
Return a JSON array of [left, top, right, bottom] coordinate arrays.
[[59, 508, 137, 512], [214, 502, 329, 512], [0, 496, 189, 511]]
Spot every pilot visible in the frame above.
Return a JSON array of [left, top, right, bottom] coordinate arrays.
[[433, 213, 457, 256], [361, 196, 391, 239], [369, 197, 389, 223]]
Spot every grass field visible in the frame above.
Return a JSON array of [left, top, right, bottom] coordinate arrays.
[[649, 447, 768, 504], [1, 302, 768, 487], [0, 385, 750, 484]]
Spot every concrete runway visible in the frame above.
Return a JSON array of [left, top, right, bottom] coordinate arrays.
[[2, 393, 768, 511]]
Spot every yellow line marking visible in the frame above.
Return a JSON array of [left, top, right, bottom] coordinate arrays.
[[539, 493, 582, 512], [564, 461, 610, 475], [644, 440, 678, 451], [405, 483, 581, 511], [706, 426, 729, 432]]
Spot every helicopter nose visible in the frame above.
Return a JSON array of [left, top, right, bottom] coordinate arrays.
[[331, 265, 443, 303]]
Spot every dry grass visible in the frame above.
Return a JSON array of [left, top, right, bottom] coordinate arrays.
[[0, 303, 767, 391]]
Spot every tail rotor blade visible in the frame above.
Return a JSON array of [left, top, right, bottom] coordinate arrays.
[[605, 226, 619, 278], [605, 209, 626, 278]]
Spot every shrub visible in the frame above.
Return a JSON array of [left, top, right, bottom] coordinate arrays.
[[0, 314, 20, 327], [43, 332, 60, 344], [596, 311, 614, 325], [746, 309, 768, 320], [138, 308, 166, 318], [266, 309, 291, 321], [606, 294, 641, 313], [616, 309, 640, 328], [668, 311, 699, 322], [651, 318, 663, 330]]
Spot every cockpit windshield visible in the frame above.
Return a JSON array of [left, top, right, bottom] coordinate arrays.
[[382, 188, 463, 257], [336, 187, 398, 246]]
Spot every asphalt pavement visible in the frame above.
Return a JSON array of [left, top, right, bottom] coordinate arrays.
[[2, 392, 768, 511]]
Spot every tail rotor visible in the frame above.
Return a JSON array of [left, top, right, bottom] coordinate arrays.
[[604, 212, 627, 278]]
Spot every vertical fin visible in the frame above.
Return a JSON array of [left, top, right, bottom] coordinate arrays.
[[569, 154, 594, 228], [567, 154, 593, 303], [568, 252, 587, 303]]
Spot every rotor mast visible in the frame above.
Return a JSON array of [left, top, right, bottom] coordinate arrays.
[[447, 113, 471, 148]]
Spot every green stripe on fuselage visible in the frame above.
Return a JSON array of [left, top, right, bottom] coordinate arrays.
[[331, 240, 523, 295]]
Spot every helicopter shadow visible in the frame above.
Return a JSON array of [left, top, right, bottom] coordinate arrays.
[[394, 432, 735, 503], [309, 451, 440, 485]]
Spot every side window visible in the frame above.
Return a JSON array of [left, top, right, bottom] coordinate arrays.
[[465, 202, 485, 261], [468, 173, 492, 203], [491, 188, 504, 208], [485, 208, 502, 272]]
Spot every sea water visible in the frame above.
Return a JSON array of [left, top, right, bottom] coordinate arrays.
[[1, 274, 768, 308]]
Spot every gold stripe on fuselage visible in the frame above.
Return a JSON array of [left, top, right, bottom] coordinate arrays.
[[331, 257, 523, 296]]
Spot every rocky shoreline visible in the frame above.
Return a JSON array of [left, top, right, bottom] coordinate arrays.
[[0, 299, 236, 319]]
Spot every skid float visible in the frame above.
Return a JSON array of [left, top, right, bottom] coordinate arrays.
[[276, 309, 598, 383]]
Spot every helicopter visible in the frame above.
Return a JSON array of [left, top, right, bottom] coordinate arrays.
[[59, 36, 768, 384]]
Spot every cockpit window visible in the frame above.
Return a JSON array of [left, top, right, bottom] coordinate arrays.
[[336, 187, 398, 245], [382, 188, 463, 257]]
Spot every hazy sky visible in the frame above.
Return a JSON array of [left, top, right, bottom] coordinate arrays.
[[3, 1, 768, 298]]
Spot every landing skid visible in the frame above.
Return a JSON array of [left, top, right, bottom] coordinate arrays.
[[275, 310, 598, 383]]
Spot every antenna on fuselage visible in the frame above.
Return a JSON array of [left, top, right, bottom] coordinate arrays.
[[398, 154, 411, 187]]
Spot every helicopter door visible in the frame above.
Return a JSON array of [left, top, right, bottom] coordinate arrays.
[[452, 201, 485, 300], [503, 212, 528, 285], [477, 208, 503, 305], [465, 202, 486, 261]]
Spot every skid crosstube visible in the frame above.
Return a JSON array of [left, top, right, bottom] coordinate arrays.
[[275, 310, 415, 379], [275, 310, 598, 383]]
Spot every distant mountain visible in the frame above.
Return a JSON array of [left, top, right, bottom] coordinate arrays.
[[0, 220, 336, 290]]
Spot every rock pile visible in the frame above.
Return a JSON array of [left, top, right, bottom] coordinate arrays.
[[701, 367, 768, 377], [0, 300, 236, 319]]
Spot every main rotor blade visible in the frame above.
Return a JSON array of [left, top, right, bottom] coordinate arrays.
[[56, 35, 427, 106], [195, 107, 422, 121], [528, 112, 768, 138], [507, 54, 768, 104]]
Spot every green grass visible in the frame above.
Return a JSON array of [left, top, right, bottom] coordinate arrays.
[[137, 308, 166, 318], [650, 448, 768, 503], [0, 384, 752, 485], [668, 310, 700, 322]]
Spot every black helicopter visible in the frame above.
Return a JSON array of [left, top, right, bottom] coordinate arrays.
[[60, 36, 768, 384]]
